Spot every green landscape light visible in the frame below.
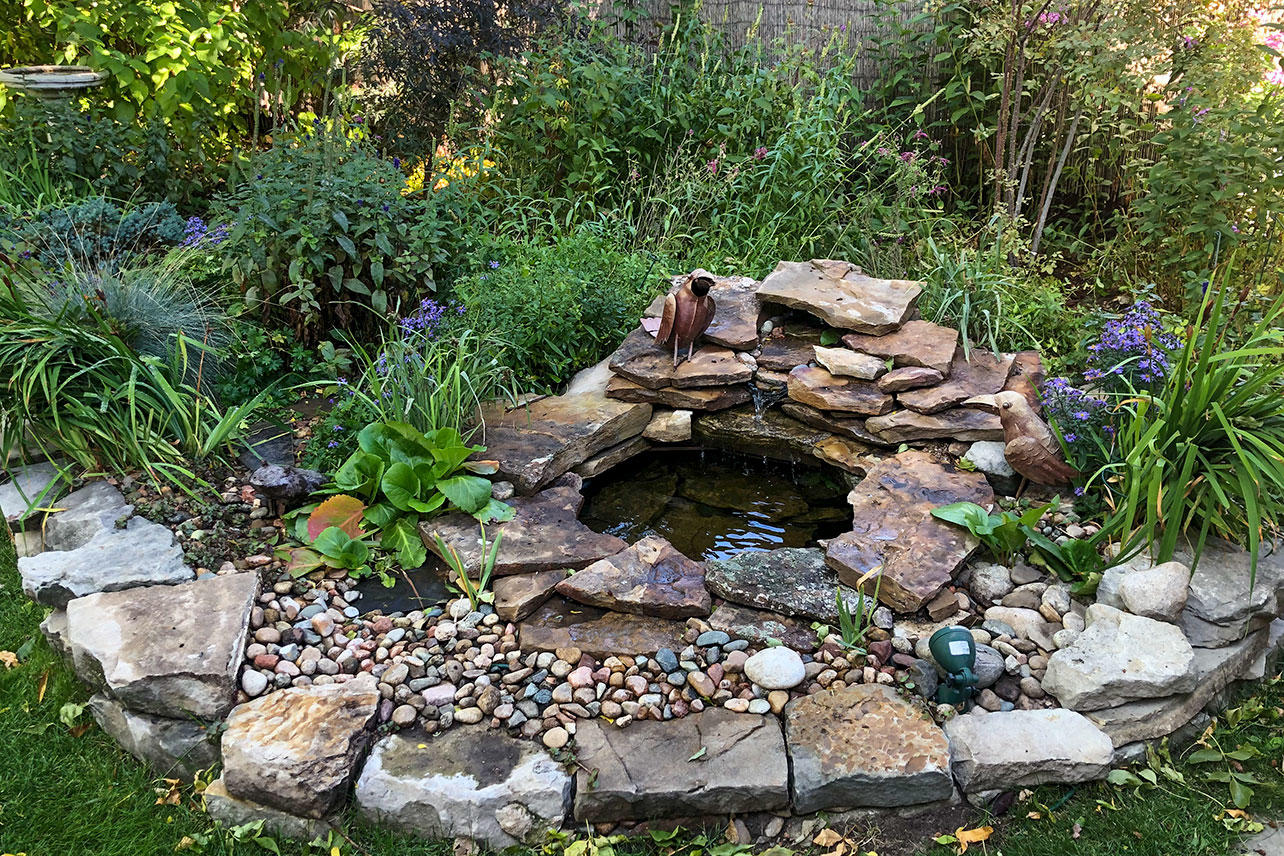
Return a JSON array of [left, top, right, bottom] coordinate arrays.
[[929, 625, 977, 709]]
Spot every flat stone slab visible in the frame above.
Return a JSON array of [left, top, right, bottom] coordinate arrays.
[[708, 603, 818, 652], [826, 451, 993, 612], [555, 535, 711, 618], [88, 693, 220, 779], [898, 349, 1016, 414], [20, 516, 191, 608], [573, 436, 650, 479], [1178, 540, 1284, 647], [573, 709, 789, 821], [786, 684, 952, 811], [518, 599, 686, 658], [606, 375, 753, 411], [1086, 628, 1270, 746], [0, 460, 64, 523], [610, 327, 753, 390], [788, 366, 894, 416], [842, 320, 960, 375], [693, 407, 833, 463], [222, 678, 380, 818], [756, 259, 922, 333], [423, 485, 626, 577], [865, 408, 1003, 443], [355, 728, 572, 849], [205, 777, 338, 841], [643, 409, 693, 443], [645, 274, 761, 350], [813, 346, 887, 380], [66, 572, 256, 719], [1043, 604, 1197, 711], [757, 326, 826, 371], [877, 366, 944, 392], [705, 547, 868, 622], [481, 383, 651, 493], [781, 402, 887, 445], [944, 709, 1114, 792], [43, 481, 133, 551], [494, 570, 565, 622]]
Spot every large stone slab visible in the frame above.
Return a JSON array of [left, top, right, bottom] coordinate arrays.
[[757, 326, 826, 371], [1118, 560, 1189, 622], [517, 599, 686, 657], [707, 603, 818, 651], [781, 402, 887, 446], [494, 570, 565, 622], [645, 274, 762, 350], [705, 547, 868, 622], [355, 728, 572, 849], [423, 485, 626, 577], [865, 408, 1003, 443], [610, 327, 753, 390], [1178, 540, 1284, 647], [1042, 604, 1197, 711], [42, 481, 133, 551], [20, 516, 191, 608], [813, 346, 887, 380], [756, 259, 922, 333], [1086, 628, 1270, 746], [605, 375, 752, 412], [786, 684, 952, 811], [88, 693, 220, 779], [66, 572, 257, 719], [222, 678, 380, 818], [898, 349, 1016, 415], [481, 381, 651, 493], [0, 460, 64, 523], [555, 535, 710, 618], [944, 709, 1114, 792], [842, 319, 960, 375], [572, 436, 650, 479], [693, 407, 833, 463], [825, 451, 993, 612], [573, 709, 789, 821], [204, 777, 338, 840], [787, 366, 894, 416]]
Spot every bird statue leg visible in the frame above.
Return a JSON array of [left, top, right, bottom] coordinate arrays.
[[687, 341, 695, 363], [673, 338, 681, 368]]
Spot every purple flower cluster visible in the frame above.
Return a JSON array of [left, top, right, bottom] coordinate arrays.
[[180, 216, 229, 249], [399, 297, 464, 338], [1041, 377, 1114, 455], [1084, 301, 1181, 389]]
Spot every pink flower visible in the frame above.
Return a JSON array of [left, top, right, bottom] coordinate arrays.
[[753, 146, 768, 161], [707, 159, 718, 173], [912, 129, 929, 140], [899, 151, 917, 162]]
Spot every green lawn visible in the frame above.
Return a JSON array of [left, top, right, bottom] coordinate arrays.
[[1, 527, 1279, 856]]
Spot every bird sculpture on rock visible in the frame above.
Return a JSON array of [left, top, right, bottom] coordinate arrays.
[[656, 270, 717, 367], [992, 390, 1080, 486]]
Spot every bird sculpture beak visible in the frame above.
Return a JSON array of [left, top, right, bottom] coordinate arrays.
[[962, 394, 999, 413]]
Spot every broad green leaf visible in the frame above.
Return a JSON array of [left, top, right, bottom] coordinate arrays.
[[381, 462, 422, 512], [381, 517, 427, 569], [436, 474, 492, 514]]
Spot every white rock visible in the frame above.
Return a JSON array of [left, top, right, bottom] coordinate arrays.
[[963, 440, 1016, 478], [241, 669, 269, 697], [743, 647, 806, 690], [642, 410, 693, 443], [968, 562, 1014, 604], [1118, 560, 1189, 622], [42, 481, 134, 551], [944, 709, 1113, 792]]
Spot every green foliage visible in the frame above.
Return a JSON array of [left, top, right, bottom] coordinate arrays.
[[815, 573, 882, 655], [1095, 266, 1284, 583], [931, 500, 1054, 565], [218, 124, 450, 343], [212, 320, 319, 409], [435, 528, 503, 612], [453, 229, 667, 391], [1025, 532, 1105, 595], [0, 196, 185, 270]]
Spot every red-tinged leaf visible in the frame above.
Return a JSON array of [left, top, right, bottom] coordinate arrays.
[[69, 722, 92, 738], [308, 495, 366, 541], [461, 459, 500, 475]]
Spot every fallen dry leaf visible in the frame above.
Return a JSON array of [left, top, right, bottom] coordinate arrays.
[[813, 829, 845, 847], [953, 825, 993, 854], [37, 671, 48, 703], [155, 778, 182, 805], [0, 651, 18, 669]]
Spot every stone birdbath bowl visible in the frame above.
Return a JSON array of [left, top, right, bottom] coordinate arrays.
[[0, 65, 107, 97]]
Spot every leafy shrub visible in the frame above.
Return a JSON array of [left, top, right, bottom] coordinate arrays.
[[1, 196, 185, 271], [452, 229, 668, 391], [217, 125, 451, 343]]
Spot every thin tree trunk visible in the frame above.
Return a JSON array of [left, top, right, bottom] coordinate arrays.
[[1032, 106, 1082, 254]]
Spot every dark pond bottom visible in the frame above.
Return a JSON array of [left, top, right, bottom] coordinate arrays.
[[581, 449, 851, 561]]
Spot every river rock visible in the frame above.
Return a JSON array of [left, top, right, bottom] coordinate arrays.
[[707, 603, 819, 652], [423, 485, 626, 576], [876, 366, 944, 392], [743, 646, 806, 689], [222, 678, 380, 818], [841, 319, 960, 375], [42, 481, 133, 551], [20, 516, 191, 608], [644, 273, 762, 350], [1043, 604, 1197, 711], [865, 408, 1003, 443], [355, 728, 572, 849], [205, 777, 338, 840], [88, 693, 220, 779], [1118, 560, 1189, 622], [480, 378, 652, 493], [963, 440, 1019, 495], [494, 570, 565, 622], [756, 259, 922, 333], [786, 684, 952, 810], [573, 709, 788, 821], [813, 346, 887, 380], [643, 410, 693, 443], [944, 709, 1114, 792], [898, 349, 1016, 414], [826, 451, 993, 612], [605, 375, 753, 411], [555, 535, 711, 618], [0, 460, 64, 523], [705, 547, 869, 622], [968, 562, 1014, 604], [787, 366, 894, 416], [65, 572, 256, 719], [518, 599, 686, 657], [983, 606, 1058, 651]]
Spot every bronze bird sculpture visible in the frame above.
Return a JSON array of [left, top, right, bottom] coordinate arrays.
[[656, 270, 717, 367], [993, 390, 1080, 486]]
